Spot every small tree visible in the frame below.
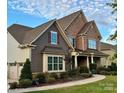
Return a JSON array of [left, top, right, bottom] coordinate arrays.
[[20, 59, 32, 80]]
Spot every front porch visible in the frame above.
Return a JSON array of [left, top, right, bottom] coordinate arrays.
[[71, 49, 107, 70]]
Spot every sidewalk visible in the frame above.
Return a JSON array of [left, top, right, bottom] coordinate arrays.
[[8, 74, 105, 93]]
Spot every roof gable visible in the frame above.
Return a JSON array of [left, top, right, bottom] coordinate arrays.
[[57, 10, 87, 30], [78, 21, 102, 39], [7, 24, 33, 44], [31, 20, 74, 50]]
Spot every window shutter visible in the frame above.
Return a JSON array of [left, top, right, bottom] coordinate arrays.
[[57, 33, 59, 44], [48, 31, 51, 43]]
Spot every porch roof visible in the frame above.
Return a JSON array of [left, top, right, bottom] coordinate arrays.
[[75, 49, 108, 57], [41, 46, 67, 55]]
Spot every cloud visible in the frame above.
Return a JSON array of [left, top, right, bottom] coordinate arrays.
[[8, 0, 114, 20], [8, 0, 116, 44]]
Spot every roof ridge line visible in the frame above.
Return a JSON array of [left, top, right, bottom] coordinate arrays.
[[30, 20, 56, 44], [63, 11, 81, 31]]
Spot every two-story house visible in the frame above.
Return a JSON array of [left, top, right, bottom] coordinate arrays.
[[7, 10, 107, 81]]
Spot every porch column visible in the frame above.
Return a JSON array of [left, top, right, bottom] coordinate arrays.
[[91, 53, 94, 64], [43, 54, 47, 72], [87, 56, 89, 69], [75, 55, 78, 68]]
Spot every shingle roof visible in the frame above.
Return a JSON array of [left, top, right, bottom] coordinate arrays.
[[78, 21, 92, 34], [7, 24, 33, 44], [57, 10, 82, 30], [100, 42, 117, 51], [77, 21, 102, 39], [8, 20, 55, 44], [41, 46, 67, 54], [8, 10, 84, 44], [76, 49, 108, 57], [23, 20, 55, 44], [7, 10, 101, 45]]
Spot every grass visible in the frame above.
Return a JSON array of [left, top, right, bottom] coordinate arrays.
[[26, 75, 117, 93]]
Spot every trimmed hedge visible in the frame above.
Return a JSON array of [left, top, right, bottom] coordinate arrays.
[[19, 79, 32, 88], [68, 68, 79, 77], [97, 67, 111, 74], [50, 73, 60, 79], [60, 72, 69, 79], [34, 73, 46, 84], [47, 77, 56, 83]]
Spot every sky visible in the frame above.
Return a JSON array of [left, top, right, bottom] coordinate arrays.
[[7, 0, 117, 45]]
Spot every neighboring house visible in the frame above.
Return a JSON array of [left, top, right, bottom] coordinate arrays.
[[7, 10, 107, 80], [100, 42, 117, 67]]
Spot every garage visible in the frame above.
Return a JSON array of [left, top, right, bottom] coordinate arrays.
[[8, 63, 23, 81]]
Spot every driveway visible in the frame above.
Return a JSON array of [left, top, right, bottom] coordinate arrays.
[[8, 74, 105, 93]]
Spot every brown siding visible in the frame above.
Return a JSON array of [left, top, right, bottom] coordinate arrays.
[[31, 23, 69, 73], [66, 14, 85, 37]]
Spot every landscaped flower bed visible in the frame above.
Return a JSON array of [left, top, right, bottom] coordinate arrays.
[[9, 66, 92, 89]]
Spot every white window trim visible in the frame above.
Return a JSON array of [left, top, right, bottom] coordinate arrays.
[[51, 31, 57, 45], [43, 54, 65, 73], [88, 39, 96, 49]]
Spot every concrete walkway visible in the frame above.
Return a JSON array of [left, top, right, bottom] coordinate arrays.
[[8, 74, 105, 93]]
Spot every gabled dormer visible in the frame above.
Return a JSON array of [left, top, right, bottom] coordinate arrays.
[[76, 21, 102, 51]]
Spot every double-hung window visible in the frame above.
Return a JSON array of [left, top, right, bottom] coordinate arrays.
[[51, 31, 57, 45], [88, 39, 96, 49]]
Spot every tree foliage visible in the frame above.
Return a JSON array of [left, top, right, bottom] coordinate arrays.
[[107, 0, 117, 41], [20, 59, 32, 80]]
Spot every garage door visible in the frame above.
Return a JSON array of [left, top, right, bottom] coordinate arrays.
[[8, 63, 23, 80]]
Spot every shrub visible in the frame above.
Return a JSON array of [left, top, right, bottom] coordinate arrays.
[[99, 71, 109, 75], [90, 63, 97, 74], [68, 68, 79, 77], [60, 72, 68, 79], [97, 67, 111, 73], [50, 73, 60, 79], [10, 82, 18, 89], [34, 73, 46, 84], [32, 79, 39, 85], [19, 79, 32, 88], [79, 66, 89, 73], [110, 71, 117, 75], [47, 77, 56, 83], [20, 59, 32, 80], [80, 73, 92, 78], [99, 71, 117, 75], [111, 63, 117, 71]]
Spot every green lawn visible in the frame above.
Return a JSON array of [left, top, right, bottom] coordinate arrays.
[[26, 76, 117, 93]]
